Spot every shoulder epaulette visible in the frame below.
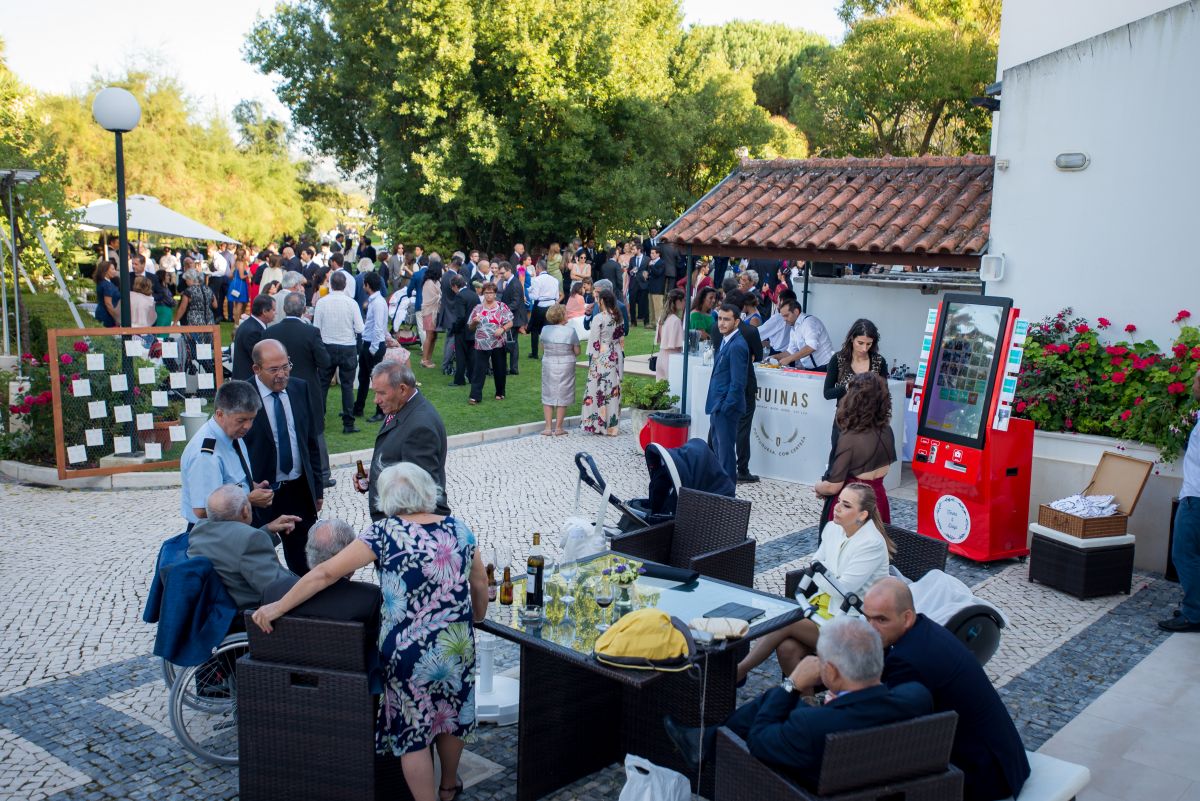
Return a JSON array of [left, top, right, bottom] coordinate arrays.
[[200, 438, 217, 455]]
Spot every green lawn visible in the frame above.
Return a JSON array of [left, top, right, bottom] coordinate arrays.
[[320, 323, 658, 450]]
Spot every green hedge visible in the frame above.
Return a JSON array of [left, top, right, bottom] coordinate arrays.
[[3, 290, 98, 357]]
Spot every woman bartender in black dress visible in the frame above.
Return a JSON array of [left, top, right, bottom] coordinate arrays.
[[820, 319, 889, 524]]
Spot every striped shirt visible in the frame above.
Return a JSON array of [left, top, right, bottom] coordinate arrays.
[[313, 291, 364, 346]]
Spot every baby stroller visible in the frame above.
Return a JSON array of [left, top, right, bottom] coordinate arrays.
[[571, 438, 736, 537]]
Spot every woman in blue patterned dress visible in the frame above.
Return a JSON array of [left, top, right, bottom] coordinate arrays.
[[253, 463, 489, 801]]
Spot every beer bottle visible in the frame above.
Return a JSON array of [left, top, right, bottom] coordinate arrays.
[[486, 563, 497, 602], [499, 567, 514, 606]]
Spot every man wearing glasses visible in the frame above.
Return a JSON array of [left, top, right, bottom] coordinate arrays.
[[244, 338, 325, 575]]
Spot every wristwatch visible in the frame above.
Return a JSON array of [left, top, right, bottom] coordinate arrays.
[[780, 678, 796, 694]]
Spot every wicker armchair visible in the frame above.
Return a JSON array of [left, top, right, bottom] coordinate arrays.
[[239, 615, 410, 801], [610, 487, 756, 587], [715, 711, 962, 801]]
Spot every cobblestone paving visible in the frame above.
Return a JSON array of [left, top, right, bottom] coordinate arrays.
[[0, 426, 1186, 800]]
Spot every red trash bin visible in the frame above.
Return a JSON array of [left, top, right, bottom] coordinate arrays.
[[646, 411, 690, 450]]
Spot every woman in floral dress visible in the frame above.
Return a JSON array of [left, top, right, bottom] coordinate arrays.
[[253, 463, 489, 801], [580, 289, 624, 436]]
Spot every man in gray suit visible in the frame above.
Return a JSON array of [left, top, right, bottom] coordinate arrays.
[[353, 360, 450, 519], [187, 484, 301, 609]]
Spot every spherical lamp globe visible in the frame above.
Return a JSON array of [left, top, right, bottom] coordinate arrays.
[[92, 87, 141, 133]]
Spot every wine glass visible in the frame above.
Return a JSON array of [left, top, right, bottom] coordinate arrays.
[[593, 577, 614, 632]]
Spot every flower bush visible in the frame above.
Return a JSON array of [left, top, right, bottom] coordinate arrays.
[[1016, 308, 1199, 461]]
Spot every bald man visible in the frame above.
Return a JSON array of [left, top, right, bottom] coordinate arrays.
[[862, 578, 1029, 801]]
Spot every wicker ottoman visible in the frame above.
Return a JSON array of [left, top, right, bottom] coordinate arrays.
[[1027, 523, 1135, 600]]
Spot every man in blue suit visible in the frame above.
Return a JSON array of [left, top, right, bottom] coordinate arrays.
[[863, 578, 1030, 801], [243, 339, 325, 576], [705, 304, 750, 483], [663, 617, 932, 783]]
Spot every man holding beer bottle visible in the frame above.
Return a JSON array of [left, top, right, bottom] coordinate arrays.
[[353, 360, 450, 518]]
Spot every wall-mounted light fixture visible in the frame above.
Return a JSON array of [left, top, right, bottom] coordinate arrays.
[[1054, 152, 1090, 171], [980, 253, 1006, 282]]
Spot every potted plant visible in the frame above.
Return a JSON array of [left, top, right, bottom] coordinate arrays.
[[620, 377, 679, 451]]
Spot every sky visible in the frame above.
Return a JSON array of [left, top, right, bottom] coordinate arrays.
[[1, 0, 845, 126]]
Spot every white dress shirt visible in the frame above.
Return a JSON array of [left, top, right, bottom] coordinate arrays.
[[333, 268, 356, 298], [789, 313, 834, 369], [313, 291, 364, 346], [531, 272, 559, 306], [362, 291, 388, 353], [254, 377, 301, 483]]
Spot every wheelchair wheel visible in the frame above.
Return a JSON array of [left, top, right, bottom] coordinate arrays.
[[168, 636, 248, 765], [161, 658, 179, 688]]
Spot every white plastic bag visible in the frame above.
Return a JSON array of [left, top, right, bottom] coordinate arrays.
[[560, 515, 607, 563], [617, 754, 692, 801]]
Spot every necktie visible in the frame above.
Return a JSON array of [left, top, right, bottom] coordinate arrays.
[[271, 392, 294, 475], [231, 439, 253, 489]]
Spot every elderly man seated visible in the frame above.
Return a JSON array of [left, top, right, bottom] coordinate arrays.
[[859, 578, 1030, 801], [663, 617, 932, 782], [187, 484, 301, 610], [262, 518, 381, 626]]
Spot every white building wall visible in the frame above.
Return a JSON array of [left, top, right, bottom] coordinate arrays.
[[987, 2, 1200, 349], [996, 0, 1184, 73]]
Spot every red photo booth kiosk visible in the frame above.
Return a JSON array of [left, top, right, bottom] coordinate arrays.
[[911, 294, 1034, 561]]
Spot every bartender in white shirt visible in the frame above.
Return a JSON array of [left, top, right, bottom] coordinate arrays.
[[775, 299, 834, 371]]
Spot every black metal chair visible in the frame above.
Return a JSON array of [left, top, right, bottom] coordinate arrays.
[[610, 487, 756, 587], [715, 711, 962, 801]]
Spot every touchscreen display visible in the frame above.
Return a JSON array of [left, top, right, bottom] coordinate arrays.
[[923, 302, 1004, 441]]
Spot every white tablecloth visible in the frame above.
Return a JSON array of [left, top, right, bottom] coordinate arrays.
[[668, 359, 906, 488]]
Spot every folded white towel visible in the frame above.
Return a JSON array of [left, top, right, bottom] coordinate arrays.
[[1048, 494, 1118, 518]]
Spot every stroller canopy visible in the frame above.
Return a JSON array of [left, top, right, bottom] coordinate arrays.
[[645, 438, 736, 516]]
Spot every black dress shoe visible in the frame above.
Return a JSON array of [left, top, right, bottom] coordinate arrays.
[[353, 409, 364, 418], [367, 413, 385, 423], [324, 478, 337, 488], [342, 426, 361, 434], [1158, 616, 1200, 632], [509, 369, 518, 376], [662, 715, 701, 774], [736, 473, 760, 484], [448, 381, 467, 387]]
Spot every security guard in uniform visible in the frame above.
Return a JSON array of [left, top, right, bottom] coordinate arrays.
[[179, 380, 275, 529]]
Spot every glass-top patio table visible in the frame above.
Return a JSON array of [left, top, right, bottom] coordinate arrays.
[[478, 551, 803, 800]]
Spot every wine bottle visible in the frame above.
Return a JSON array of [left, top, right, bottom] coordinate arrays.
[[499, 567, 514, 606], [486, 563, 497, 602], [526, 532, 545, 608]]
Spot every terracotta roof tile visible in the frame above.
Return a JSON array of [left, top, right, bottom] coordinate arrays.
[[662, 156, 993, 261]]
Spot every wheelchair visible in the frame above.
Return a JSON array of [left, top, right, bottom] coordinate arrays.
[[161, 632, 249, 766]]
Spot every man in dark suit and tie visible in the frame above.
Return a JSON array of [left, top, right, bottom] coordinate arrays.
[[269, 293, 334, 486], [354, 360, 450, 519], [446, 275, 480, 387], [721, 292, 763, 483], [663, 617, 933, 781], [628, 248, 650, 327], [231, 295, 275, 380], [705, 304, 749, 483], [860, 578, 1030, 801], [244, 338, 325, 575], [497, 261, 527, 375], [599, 247, 622, 290], [262, 518, 382, 627]]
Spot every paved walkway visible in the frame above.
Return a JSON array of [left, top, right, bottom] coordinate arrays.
[[0, 427, 1189, 800]]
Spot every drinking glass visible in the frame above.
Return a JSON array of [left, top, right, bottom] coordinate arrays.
[[593, 578, 614, 632]]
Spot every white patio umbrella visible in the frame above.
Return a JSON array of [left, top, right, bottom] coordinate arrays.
[[75, 195, 240, 244]]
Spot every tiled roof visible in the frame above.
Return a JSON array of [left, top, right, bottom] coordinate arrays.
[[661, 156, 994, 260]]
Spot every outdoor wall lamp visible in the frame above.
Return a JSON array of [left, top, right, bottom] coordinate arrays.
[[1054, 152, 1089, 171]]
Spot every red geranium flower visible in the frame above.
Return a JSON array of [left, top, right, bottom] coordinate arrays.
[[1168, 382, 1188, 394], [1105, 346, 1128, 356], [1065, 417, 1074, 429], [1125, 324, 1137, 333], [1192, 346, 1200, 359], [1074, 324, 1090, 334], [1173, 343, 1188, 357], [1170, 364, 1182, 374], [1110, 357, 1124, 366], [1015, 401, 1027, 413], [1054, 322, 1065, 332], [1174, 310, 1192, 323], [1075, 341, 1090, 351], [1120, 410, 1132, 421], [1097, 317, 1111, 328], [1134, 396, 1144, 406], [73, 341, 89, 353], [1112, 372, 1126, 384], [60, 353, 73, 365]]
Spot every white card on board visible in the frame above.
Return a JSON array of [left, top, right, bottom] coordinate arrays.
[[185, 398, 204, 415], [169, 372, 187, 389], [136, 412, 153, 431], [67, 444, 87, 464], [113, 435, 132, 454], [114, 405, 133, 423], [88, 400, 107, 419], [160, 341, 179, 359], [110, 374, 128, 392], [85, 428, 104, 447], [72, 378, 91, 397], [138, 366, 156, 385], [151, 390, 168, 407], [144, 442, 163, 460], [197, 373, 215, 390], [86, 353, 105, 371], [169, 426, 186, 442], [196, 343, 213, 360]]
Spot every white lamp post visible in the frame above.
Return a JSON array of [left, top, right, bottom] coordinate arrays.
[[91, 87, 141, 327]]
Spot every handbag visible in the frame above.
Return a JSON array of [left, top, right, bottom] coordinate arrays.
[[228, 274, 248, 301], [648, 321, 661, 372]]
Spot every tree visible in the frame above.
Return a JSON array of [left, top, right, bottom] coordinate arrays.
[[232, 100, 288, 155], [788, 12, 994, 157], [837, 0, 1001, 41], [247, 0, 798, 251]]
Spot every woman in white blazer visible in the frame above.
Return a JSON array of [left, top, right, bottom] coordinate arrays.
[[736, 483, 894, 684]]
